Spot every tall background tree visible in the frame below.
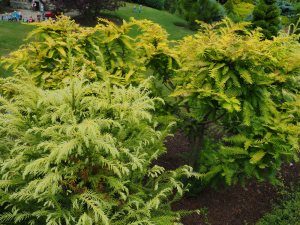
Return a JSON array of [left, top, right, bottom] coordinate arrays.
[[54, 0, 123, 18], [252, 0, 281, 39], [178, 0, 225, 29], [0, 0, 9, 12]]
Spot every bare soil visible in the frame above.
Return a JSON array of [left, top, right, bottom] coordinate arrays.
[[158, 133, 300, 225]]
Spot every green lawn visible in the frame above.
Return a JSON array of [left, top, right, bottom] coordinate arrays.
[[0, 21, 34, 57], [0, 21, 34, 77], [104, 3, 194, 40]]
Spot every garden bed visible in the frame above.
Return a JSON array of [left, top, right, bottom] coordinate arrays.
[[159, 133, 300, 225]]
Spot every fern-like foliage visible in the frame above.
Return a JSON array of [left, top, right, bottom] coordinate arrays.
[[0, 77, 195, 224], [1, 16, 176, 90], [173, 18, 300, 185]]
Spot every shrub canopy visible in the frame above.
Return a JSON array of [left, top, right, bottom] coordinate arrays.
[[0, 17, 197, 225], [1, 16, 300, 196]]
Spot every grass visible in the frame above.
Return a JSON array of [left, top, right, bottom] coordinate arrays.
[[104, 3, 194, 40], [0, 21, 34, 56], [0, 21, 34, 77]]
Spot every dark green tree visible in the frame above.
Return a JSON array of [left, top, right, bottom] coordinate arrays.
[[178, 0, 225, 29], [0, 0, 9, 11], [164, 0, 179, 13], [252, 0, 281, 39], [132, 0, 166, 9], [54, 0, 123, 18]]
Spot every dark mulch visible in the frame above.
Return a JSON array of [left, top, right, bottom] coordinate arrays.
[[158, 133, 300, 225]]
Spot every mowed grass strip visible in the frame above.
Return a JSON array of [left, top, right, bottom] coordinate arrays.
[[0, 21, 34, 57], [0, 22, 34, 76], [105, 3, 194, 40]]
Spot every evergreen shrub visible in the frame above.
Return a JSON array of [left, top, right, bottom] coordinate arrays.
[[164, 0, 179, 13], [0, 17, 198, 225], [178, 0, 225, 29], [132, 0, 165, 9], [0, 76, 197, 225], [252, 0, 281, 39], [172, 19, 300, 186]]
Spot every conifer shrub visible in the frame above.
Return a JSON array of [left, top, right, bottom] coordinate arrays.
[[224, 0, 255, 21], [2, 16, 142, 89], [0, 77, 196, 224], [172, 19, 300, 185], [252, 0, 281, 39], [178, 0, 226, 29], [164, 0, 179, 13], [0, 17, 199, 224], [1, 16, 300, 196], [132, 0, 165, 9]]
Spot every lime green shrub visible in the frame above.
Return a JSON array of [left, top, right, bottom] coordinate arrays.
[[172, 19, 300, 185], [0, 17, 198, 224], [224, 0, 255, 21], [2, 16, 174, 89], [1, 15, 300, 200], [3, 17, 139, 88], [0, 77, 196, 224]]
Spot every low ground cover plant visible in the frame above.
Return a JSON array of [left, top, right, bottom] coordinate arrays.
[[256, 185, 300, 225]]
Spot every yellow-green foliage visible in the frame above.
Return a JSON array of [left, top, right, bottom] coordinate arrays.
[[0, 17, 300, 195], [173, 19, 300, 185], [0, 17, 197, 225], [225, 0, 254, 20], [1, 16, 176, 89], [0, 77, 197, 224], [234, 2, 254, 18]]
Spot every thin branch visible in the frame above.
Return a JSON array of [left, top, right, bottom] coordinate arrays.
[[200, 112, 226, 125]]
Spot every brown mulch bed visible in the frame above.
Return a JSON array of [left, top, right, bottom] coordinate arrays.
[[158, 133, 300, 225]]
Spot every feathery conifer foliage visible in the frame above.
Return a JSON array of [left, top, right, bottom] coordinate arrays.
[[0, 77, 196, 224], [0, 17, 199, 224], [252, 0, 281, 39], [224, 0, 255, 21]]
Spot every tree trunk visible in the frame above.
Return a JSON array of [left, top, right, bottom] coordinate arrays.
[[190, 124, 206, 171]]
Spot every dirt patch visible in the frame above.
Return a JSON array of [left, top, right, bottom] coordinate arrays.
[[155, 132, 192, 170], [174, 181, 278, 225], [158, 133, 300, 225]]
